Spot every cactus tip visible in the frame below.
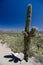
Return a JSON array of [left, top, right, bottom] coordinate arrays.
[[28, 4, 32, 6]]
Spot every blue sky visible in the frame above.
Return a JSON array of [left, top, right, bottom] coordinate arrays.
[[0, 0, 43, 31]]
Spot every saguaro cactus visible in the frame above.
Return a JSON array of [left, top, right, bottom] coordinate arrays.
[[24, 4, 37, 62], [24, 4, 32, 62]]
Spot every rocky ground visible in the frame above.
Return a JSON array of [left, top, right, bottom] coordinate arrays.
[[0, 43, 43, 65]]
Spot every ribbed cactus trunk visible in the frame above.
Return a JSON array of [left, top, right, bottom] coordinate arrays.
[[24, 4, 32, 62]]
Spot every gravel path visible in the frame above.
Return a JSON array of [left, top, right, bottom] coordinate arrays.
[[0, 43, 43, 65]]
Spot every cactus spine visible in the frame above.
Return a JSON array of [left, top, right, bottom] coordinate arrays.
[[24, 4, 32, 62]]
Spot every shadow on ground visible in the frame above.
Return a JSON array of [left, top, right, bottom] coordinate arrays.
[[4, 53, 22, 63]]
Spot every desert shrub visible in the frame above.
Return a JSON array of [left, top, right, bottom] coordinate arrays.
[[3, 34, 24, 52], [35, 54, 43, 63], [5, 36, 16, 48], [0, 35, 3, 39], [11, 45, 20, 53]]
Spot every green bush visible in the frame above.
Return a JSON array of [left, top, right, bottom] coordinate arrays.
[[11, 45, 20, 53]]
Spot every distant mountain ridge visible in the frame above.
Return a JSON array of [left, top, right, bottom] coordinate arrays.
[[0, 30, 43, 36]]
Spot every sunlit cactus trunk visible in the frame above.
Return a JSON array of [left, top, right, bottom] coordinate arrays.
[[24, 4, 32, 62]]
